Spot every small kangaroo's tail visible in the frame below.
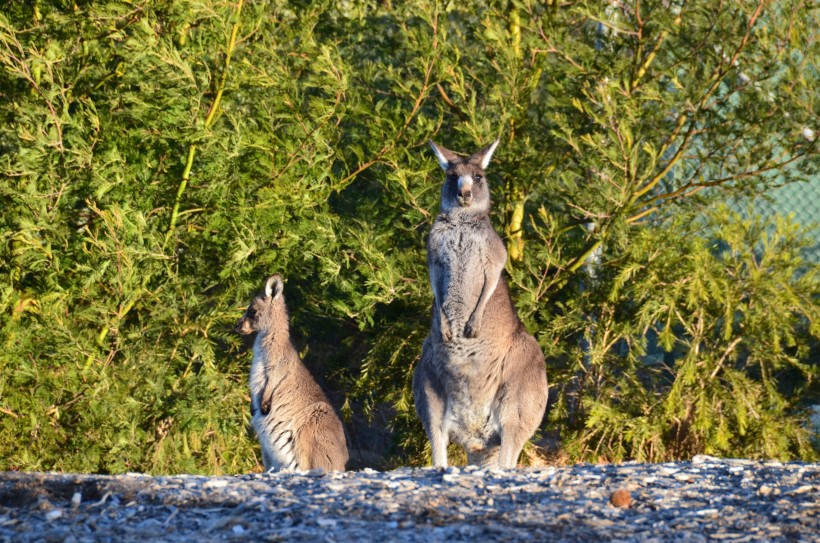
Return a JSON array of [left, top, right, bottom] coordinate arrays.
[[467, 446, 501, 468]]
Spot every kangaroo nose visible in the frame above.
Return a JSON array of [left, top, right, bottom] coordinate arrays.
[[235, 319, 248, 335], [457, 177, 474, 205]]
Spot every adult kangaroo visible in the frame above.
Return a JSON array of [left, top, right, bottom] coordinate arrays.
[[413, 139, 548, 468]]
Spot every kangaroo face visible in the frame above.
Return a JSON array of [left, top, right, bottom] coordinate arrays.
[[429, 140, 499, 214], [235, 296, 271, 335], [443, 162, 489, 211], [235, 274, 285, 336]]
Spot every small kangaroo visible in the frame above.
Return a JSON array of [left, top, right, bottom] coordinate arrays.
[[413, 139, 548, 468], [236, 274, 348, 472]]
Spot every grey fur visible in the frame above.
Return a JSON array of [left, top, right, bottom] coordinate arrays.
[[236, 274, 348, 472], [413, 140, 548, 468]]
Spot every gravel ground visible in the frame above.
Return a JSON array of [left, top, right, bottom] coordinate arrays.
[[0, 455, 817, 542]]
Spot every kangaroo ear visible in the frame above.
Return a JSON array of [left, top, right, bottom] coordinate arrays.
[[264, 274, 284, 299], [470, 139, 499, 169], [429, 140, 460, 170]]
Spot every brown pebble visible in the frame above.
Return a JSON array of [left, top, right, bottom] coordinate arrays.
[[610, 489, 632, 508]]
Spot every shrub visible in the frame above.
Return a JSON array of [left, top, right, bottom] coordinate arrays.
[[0, 0, 816, 473]]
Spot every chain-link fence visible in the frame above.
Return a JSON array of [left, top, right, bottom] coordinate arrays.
[[757, 179, 820, 263]]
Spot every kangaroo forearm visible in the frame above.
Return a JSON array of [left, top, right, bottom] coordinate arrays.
[[473, 269, 501, 319], [438, 304, 452, 341], [464, 263, 503, 338]]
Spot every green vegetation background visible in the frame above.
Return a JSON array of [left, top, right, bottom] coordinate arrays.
[[1, 0, 818, 474]]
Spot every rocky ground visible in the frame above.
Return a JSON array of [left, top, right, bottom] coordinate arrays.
[[0, 455, 817, 542]]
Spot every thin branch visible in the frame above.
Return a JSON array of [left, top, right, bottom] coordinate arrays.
[[534, 25, 587, 72], [167, 0, 245, 237], [584, 14, 640, 36], [334, 9, 440, 191], [566, 238, 603, 275], [710, 337, 743, 380], [0, 28, 63, 150], [631, 148, 813, 220], [0, 407, 19, 419], [633, 119, 695, 200], [274, 85, 345, 181], [631, 31, 667, 94], [632, 0, 769, 204]]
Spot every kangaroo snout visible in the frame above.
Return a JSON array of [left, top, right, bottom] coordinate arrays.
[[235, 317, 252, 336], [458, 178, 473, 206]]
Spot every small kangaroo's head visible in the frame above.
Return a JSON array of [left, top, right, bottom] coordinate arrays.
[[235, 274, 288, 336], [429, 139, 499, 214]]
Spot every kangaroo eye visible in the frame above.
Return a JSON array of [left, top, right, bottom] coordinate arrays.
[[474, 175, 482, 182]]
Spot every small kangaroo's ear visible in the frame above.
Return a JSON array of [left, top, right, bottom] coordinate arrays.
[[470, 139, 500, 169], [264, 274, 284, 299], [429, 140, 460, 171]]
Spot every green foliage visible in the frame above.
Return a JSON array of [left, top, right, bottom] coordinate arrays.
[[558, 208, 818, 462], [0, 0, 817, 473]]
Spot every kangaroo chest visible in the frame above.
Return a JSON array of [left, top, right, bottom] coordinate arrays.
[[429, 219, 498, 324], [249, 343, 300, 470], [253, 371, 301, 470]]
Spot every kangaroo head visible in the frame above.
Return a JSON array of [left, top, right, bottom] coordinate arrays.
[[429, 139, 499, 214], [235, 274, 288, 336]]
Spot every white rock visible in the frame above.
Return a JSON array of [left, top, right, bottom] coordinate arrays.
[[45, 509, 62, 521]]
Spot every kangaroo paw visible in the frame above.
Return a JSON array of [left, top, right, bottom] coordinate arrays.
[[464, 315, 481, 338], [440, 323, 452, 342]]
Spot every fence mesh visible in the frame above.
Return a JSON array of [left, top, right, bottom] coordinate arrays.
[[757, 179, 820, 263]]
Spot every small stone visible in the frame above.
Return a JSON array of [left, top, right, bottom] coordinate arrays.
[[695, 509, 719, 517], [789, 485, 814, 495], [674, 473, 696, 482], [45, 509, 63, 521], [692, 455, 720, 464], [203, 479, 228, 489], [588, 518, 615, 527], [442, 473, 460, 483], [610, 489, 632, 508], [232, 524, 245, 535]]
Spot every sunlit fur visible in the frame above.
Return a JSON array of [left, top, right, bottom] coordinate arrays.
[[236, 275, 348, 472], [414, 140, 549, 468]]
